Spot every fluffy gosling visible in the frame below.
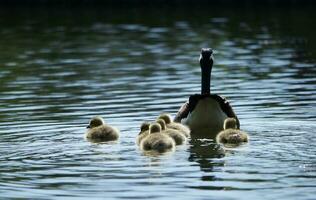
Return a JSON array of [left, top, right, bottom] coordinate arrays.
[[157, 113, 190, 138], [216, 118, 248, 144], [85, 116, 119, 142], [140, 123, 175, 153], [136, 122, 150, 146], [156, 119, 186, 145]]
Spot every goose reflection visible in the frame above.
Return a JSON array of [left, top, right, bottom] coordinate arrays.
[[187, 138, 226, 188], [188, 139, 225, 173]]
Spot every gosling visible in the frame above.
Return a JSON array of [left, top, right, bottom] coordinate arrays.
[[156, 119, 186, 145], [157, 113, 190, 138], [140, 123, 175, 153], [85, 116, 119, 142], [216, 118, 249, 144], [136, 122, 150, 146]]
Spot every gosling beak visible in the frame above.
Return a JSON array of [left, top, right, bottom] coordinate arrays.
[[86, 125, 91, 128]]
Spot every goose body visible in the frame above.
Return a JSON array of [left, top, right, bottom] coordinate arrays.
[[181, 96, 228, 137], [85, 116, 119, 142], [156, 119, 186, 145], [216, 118, 248, 144], [174, 48, 239, 138], [140, 123, 175, 153]]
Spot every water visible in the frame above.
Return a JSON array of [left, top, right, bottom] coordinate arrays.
[[0, 5, 316, 200]]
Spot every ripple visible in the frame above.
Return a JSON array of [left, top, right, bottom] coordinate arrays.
[[0, 6, 315, 200]]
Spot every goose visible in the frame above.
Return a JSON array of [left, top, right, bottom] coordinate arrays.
[[174, 48, 239, 138], [156, 119, 186, 145], [85, 116, 119, 142], [140, 123, 175, 153], [136, 122, 150, 146], [216, 118, 249, 144], [157, 113, 190, 138]]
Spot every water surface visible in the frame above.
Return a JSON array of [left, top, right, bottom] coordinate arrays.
[[0, 5, 315, 200]]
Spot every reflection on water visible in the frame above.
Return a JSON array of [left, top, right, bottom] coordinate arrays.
[[0, 5, 316, 200], [189, 139, 225, 176]]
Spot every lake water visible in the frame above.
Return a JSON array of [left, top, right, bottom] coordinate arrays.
[[0, 5, 315, 200]]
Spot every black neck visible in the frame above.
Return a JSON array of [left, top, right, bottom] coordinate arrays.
[[200, 57, 213, 95]]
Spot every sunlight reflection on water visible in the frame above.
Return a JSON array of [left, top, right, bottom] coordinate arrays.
[[0, 5, 315, 200]]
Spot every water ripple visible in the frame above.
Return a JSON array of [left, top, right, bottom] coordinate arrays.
[[0, 6, 315, 200]]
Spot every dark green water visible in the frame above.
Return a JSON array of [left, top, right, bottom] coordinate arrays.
[[0, 5, 315, 200]]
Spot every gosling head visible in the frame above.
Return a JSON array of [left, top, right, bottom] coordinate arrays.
[[149, 123, 162, 134], [87, 116, 105, 129], [224, 118, 238, 130], [157, 113, 172, 124], [156, 119, 166, 130], [139, 122, 150, 134]]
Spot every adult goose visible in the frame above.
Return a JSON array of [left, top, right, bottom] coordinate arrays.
[[174, 48, 239, 138]]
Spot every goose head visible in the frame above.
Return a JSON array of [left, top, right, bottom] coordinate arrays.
[[87, 116, 105, 128], [156, 119, 167, 130], [149, 123, 162, 134], [199, 48, 214, 95], [223, 118, 238, 130]]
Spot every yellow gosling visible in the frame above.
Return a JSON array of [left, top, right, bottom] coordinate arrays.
[[140, 123, 175, 153], [136, 122, 150, 146], [158, 113, 190, 138], [156, 119, 186, 145], [216, 118, 249, 144], [85, 116, 119, 143]]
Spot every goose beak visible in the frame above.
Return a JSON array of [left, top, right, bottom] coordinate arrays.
[[86, 125, 91, 128]]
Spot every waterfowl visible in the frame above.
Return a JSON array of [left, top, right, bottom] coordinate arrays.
[[157, 113, 190, 138], [85, 116, 119, 142], [156, 119, 186, 145], [216, 118, 248, 144], [136, 122, 150, 146], [140, 123, 175, 153], [174, 48, 239, 138]]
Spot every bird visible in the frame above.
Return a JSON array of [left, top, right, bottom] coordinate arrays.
[[85, 116, 119, 142], [157, 113, 190, 138], [216, 118, 249, 144], [136, 122, 150, 146], [156, 119, 187, 145], [174, 48, 239, 138], [140, 123, 175, 153]]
